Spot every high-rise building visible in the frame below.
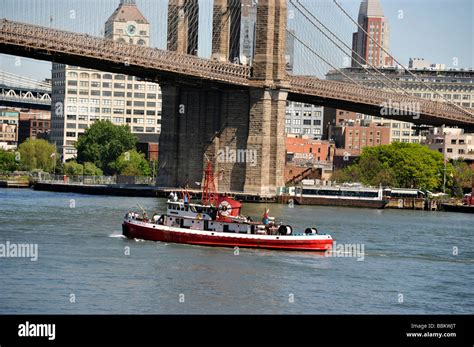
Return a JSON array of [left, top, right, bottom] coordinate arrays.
[[51, 0, 162, 161], [352, 0, 393, 68]]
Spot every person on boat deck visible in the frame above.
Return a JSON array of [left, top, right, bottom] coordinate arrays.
[[184, 194, 189, 205], [262, 208, 269, 225]]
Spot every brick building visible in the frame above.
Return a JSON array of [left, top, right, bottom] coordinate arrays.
[[18, 110, 51, 144]]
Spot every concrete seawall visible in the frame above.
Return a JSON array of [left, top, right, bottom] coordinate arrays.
[[33, 182, 277, 202]]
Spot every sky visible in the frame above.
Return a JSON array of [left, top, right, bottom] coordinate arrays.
[[0, 0, 472, 81]]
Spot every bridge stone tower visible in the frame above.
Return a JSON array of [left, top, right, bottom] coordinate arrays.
[[167, 0, 199, 55], [158, 0, 288, 194]]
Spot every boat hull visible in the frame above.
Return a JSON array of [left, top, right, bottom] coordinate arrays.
[[295, 197, 388, 209], [123, 220, 333, 251]]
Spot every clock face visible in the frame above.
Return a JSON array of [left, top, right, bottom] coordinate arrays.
[[126, 24, 137, 36]]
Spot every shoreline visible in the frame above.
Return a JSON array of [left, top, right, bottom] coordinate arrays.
[[1, 181, 467, 213]]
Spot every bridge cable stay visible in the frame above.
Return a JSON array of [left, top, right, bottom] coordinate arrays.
[[228, 0, 243, 64], [289, 1, 403, 94], [208, 0, 243, 63], [332, 0, 473, 117], [0, 70, 51, 90], [285, 30, 363, 87], [288, 0, 350, 78], [165, 0, 199, 55], [290, 0, 415, 97]]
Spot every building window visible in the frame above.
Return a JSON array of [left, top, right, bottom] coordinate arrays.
[[447, 148, 453, 153]]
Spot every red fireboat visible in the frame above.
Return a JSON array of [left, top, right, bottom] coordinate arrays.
[[122, 162, 333, 251]]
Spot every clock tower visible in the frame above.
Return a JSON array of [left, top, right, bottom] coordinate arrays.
[[104, 0, 150, 46]]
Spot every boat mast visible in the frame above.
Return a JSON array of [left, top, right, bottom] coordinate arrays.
[[202, 160, 218, 206]]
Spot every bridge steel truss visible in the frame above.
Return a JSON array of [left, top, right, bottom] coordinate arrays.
[[1, 19, 473, 128]]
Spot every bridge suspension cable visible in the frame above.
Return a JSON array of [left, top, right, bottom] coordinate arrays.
[[332, 0, 473, 117], [290, 0, 415, 97], [0, 70, 51, 90], [286, 30, 362, 87]]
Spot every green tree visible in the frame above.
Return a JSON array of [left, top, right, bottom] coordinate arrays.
[[75, 120, 136, 174], [63, 161, 83, 176], [64, 161, 103, 176], [18, 139, 57, 172], [449, 158, 473, 196], [83, 162, 103, 176], [113, 149, 151, 176], [0, 149, 19, 172], [331, 142, 446, 191]]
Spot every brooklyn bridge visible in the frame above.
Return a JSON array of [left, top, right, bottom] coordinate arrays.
[[1, 0, 472, 193]]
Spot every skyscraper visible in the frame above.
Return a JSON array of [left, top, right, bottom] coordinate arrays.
[[51, 0, 162, 161], [351, 0, 393, 68]]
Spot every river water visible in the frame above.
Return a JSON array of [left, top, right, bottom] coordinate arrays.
[[0, 188, 472, 314]]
